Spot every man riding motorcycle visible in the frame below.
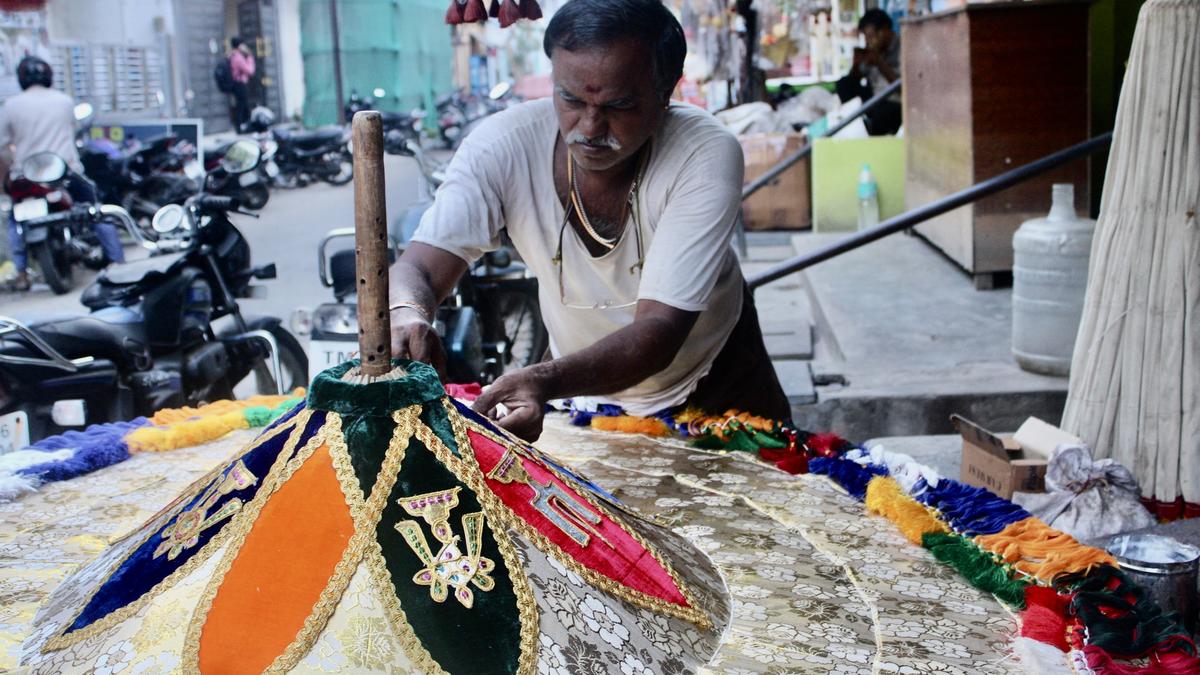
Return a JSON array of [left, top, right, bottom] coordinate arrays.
[[1, 56, 124, 291]]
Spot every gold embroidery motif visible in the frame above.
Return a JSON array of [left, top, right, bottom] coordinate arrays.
[[154, 460, 257, 560], [398, 487, 461, 543], [487, 448, 610, 548], [396, 509, 496, 608]]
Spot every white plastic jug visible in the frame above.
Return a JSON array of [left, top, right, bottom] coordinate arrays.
[[1012, 184, 1096, 376]]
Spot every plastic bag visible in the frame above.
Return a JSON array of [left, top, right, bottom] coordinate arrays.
[[1013, 443, 1156, 541]]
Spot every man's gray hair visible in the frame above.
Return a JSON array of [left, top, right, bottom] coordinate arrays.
[[543, 0, 686, 99]]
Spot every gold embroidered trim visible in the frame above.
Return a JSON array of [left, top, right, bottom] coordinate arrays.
[[444, 400, 712, 629], [360, 405, 449, 675], [40, 410, 311, 653], [154, 459, 257, 560], [407, 409, 539, 675], [179, 419, 329, 672]]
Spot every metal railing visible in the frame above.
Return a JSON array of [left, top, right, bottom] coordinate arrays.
[[746, 132, 1113, 290]]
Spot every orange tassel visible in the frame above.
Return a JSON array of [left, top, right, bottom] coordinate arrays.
[[975, 518, 1117, 581], [590, 415, 671, 436]]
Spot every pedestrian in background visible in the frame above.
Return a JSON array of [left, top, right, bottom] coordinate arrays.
[[228, 37, 256, 131]]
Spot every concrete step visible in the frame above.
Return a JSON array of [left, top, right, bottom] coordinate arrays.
[[774, 359, 817, 405]]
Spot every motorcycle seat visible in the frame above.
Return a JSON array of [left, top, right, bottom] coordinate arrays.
[[274, 126, 344, 151], [20, 307, 148, 366]]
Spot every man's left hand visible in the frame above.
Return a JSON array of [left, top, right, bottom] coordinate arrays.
[[471, 368, 548, 442]]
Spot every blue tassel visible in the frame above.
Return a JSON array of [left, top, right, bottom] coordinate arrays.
[[18, 419, 148, 483], [916, 479, 1030, 536], [810, 456, 888, 500]]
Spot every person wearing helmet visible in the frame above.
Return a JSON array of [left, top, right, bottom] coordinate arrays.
[[1, 55, 124, 291]]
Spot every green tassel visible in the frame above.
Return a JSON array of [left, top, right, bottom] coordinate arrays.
[[723, 428, 763, 452], [922, 532, 1029, 608], [242, 397, 302, 428], [690, 432, 729, 450], [749, 428, 787, 449]]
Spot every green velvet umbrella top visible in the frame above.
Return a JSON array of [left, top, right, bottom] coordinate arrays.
[[306, 359, 446, 416]]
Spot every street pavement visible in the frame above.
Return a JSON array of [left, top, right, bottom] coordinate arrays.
[[0, 155, 426, 342]]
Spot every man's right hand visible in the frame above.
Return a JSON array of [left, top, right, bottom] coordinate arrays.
[[390, 309, 447, 377]]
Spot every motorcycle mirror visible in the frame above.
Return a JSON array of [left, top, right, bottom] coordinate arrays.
[[219, 139, 262, 175], [372, 87, 386, 99], [488, 82, 511, 100], [73, 102, 94, 122], [384, 130, 414, 156], [152, 203, 187, 235], [22, 152, 68, 183]]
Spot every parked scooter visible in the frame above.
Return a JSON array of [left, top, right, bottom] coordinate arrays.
[[203, 139, 270, 210], [243, 107, 352, 188], [6, 152, 153, 294], [344, 89, 425, 147], [0, 141, 307, 442], [294, 136, 546, 384]]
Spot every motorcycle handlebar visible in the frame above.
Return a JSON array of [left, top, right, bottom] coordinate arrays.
[[195, 194, 239, 212]]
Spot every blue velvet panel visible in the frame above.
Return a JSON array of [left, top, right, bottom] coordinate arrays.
[[64, 409, 326, 633]]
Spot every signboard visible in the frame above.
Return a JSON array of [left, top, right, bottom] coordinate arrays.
[[87, 117, 204, 174]]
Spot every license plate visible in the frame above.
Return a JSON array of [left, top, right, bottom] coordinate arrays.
[[13, 199, 48, 222], [307, 339, 359, 371], [265, 161, 280, 178], [0, 411, 31, 454]]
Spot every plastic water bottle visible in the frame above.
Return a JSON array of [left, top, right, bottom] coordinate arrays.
[[857, 164, 879, 229]]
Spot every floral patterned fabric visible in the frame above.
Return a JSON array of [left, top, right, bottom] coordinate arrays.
[[1, 416, 1020, 673]]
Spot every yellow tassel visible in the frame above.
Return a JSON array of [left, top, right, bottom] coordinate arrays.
[[975, 518, 1116, 581], [147, 390, 303, 425], [865, 476, 949, 546], [590, 415, 671, 436], [127, 411, 251, 453]]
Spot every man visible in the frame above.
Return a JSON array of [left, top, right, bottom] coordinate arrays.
[[2, 56, 123, 291], [389, 0, 789, 441], [228, 37, 256, 131], [835, 9, 901, 136]]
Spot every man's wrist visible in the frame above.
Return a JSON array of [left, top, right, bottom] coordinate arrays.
[[389, 300, 432, 323]]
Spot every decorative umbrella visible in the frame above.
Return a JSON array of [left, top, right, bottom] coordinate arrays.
[[21, 113, 726, 674]]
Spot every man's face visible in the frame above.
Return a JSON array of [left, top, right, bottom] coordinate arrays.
[[862, 26, 891, 52], [551, 38, 667, 172]]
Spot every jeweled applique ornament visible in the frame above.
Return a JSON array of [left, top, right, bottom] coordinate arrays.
[[22, 112, 727, 675]]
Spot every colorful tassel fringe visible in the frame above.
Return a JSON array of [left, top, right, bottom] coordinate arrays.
[[864, 476, 947, 546], [976, 518, 1116, 581], [921, 532, 1030, 607]]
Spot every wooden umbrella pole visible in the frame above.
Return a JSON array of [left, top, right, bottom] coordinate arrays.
[[352, 111, 391, 377]]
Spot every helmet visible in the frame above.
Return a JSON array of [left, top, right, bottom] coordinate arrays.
[[17, 56, 52, 90], [248, 106, 275, 131]]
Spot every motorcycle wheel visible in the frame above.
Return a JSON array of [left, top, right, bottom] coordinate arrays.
[[321, 152, 354, 186], [495, 290, 548, 373], [31, 237, 75, 295], [249, 324, 309, 396], [240, 183, 270, 210]]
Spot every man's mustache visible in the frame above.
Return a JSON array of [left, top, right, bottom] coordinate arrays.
[[565, 130, 621, 151]]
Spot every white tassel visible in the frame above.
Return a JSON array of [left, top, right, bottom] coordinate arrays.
[[1011, 637, 1073, 674], [0, 474, 41, 503], [0, 448, 74, 473]]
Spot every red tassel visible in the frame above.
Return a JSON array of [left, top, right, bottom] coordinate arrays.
[[462, 0, 488, 22], [1025, 585, 1070, 616], [498, 0, 521, 27], [806, 432, 847, 458], [774, 454, 809, 475], [1019, 603, 1069, 652], [519, 0, 542, 20], [445, 0, 463, 24]]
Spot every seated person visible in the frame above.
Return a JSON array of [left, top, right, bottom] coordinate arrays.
[[835, 9, 902, 136], [388, 0, 790, 441]]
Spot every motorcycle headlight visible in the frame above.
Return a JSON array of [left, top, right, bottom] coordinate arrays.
[[312, 303, 358, 337], [151, 203, 187, 235]]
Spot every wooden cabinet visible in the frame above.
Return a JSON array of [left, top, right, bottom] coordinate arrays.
[[902, 0, 1091, 288]]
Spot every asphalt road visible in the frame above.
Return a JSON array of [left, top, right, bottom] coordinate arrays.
[[0, 154, 426, 344]]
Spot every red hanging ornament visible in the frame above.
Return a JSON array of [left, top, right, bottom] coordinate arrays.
[[462, 0, 488, 23], [445, 0, 464, 24], [519, 0, 543, 21], [498, 0, 522, 28]]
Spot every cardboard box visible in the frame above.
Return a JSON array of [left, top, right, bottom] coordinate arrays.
[[952, 415, 1081, 499], [739, 132, 811, 230]]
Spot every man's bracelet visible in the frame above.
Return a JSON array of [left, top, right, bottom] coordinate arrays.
[[389, 301, 431, 322]]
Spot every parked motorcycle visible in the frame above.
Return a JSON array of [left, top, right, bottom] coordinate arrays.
[[295, 136, 546, 384], [0, 141, 307, 443], [436, 82, 519, 149], [80, 132, 198, 223], [203, 139, 270, 210], [6, 152, 153, 294], [344, 89, 425, 147], [243, 107, 352, 188]]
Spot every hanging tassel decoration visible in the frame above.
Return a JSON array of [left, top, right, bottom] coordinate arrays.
[[445, 0, 464, 24], [519, 0, 543, 21], [462, 0, 488, 23], [498, 0, 523, 28]]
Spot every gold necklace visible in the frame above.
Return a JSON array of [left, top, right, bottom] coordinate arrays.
[[567, 151, 643, 251]]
